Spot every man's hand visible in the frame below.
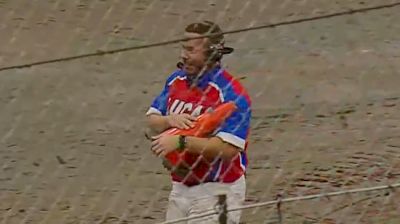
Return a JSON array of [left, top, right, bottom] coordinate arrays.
[[151, 134, 180, 157], [166, 114, 196, 129]]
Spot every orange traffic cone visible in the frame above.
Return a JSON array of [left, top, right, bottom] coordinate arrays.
[[161, 102, 237, 172]]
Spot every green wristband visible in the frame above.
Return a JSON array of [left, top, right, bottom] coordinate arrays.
[[177, 135, 186, 151]]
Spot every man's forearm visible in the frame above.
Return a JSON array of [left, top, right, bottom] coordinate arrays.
[[184, 136, 239, 161], [147, 114, 170, 133]]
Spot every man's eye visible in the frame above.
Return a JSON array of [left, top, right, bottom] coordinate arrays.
[[182, 45, 193, 51]]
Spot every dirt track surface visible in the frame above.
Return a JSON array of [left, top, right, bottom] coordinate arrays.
[[0, 0, 399, 223]]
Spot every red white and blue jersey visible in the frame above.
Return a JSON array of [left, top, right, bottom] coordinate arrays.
[[146, 66, 251, 186]]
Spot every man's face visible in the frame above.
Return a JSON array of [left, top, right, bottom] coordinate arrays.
[[180, 32, 210, 76]]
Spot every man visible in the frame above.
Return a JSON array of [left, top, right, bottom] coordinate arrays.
[[146, 21, 251, 223]]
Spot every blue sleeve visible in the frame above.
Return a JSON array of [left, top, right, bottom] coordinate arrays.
[[146, 72, 178, 116], [216, 96, 251, 149]]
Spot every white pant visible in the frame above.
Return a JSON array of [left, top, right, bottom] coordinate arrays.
[[166, 176, 246, 224]]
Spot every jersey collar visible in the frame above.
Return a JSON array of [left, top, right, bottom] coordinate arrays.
[[185, 65, 223, 89]]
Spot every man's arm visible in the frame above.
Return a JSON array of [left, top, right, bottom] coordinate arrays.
[[145, 73, 175, 133], [151, 134, 240, 161], [151, 98, 251, 161], [185, 94, 252, 161], [147, 114, 171, 133], [184, 136, 239, 161], [147, 113, 197, 134]]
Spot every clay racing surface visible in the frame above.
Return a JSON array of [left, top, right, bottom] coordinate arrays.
[[0, 0, 399, 223]]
